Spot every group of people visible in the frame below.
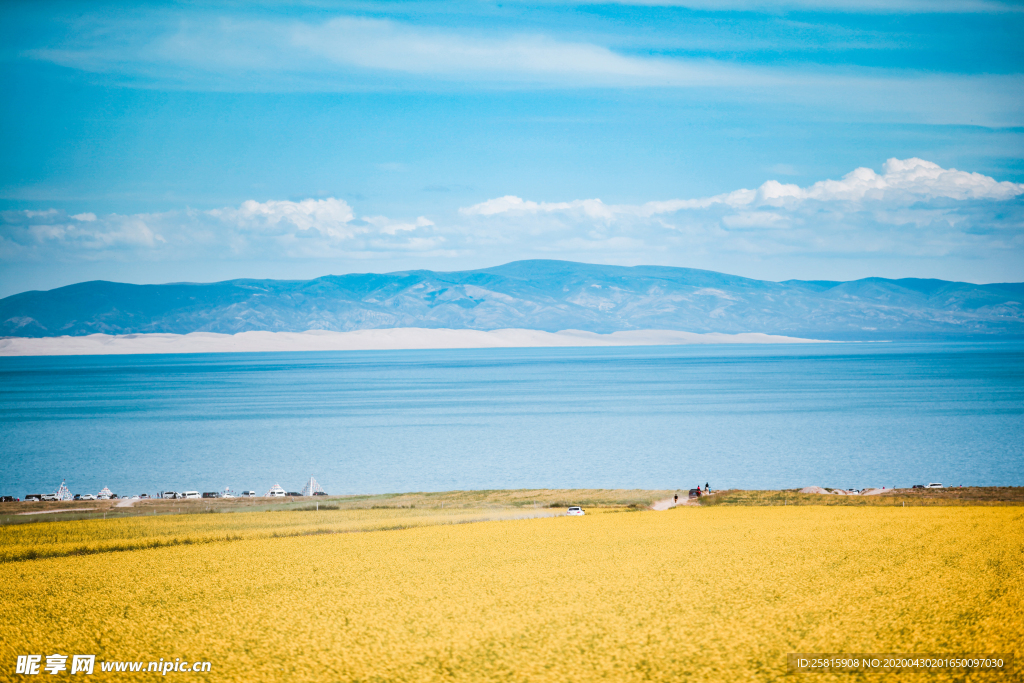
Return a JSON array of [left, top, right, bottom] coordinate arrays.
[[673, 483, 711, 505]]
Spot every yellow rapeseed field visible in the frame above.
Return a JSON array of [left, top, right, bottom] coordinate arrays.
[[1, 506, 1021, 682], [0, 507, 552, 563]]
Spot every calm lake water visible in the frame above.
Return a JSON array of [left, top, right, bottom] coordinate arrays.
[[1, 342, 1022, 497]]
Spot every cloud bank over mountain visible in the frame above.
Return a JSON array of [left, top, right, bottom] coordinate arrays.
[[462, 158, 1024, 217], [3, 159, 1021, 284], [0, 199, 443, 262]]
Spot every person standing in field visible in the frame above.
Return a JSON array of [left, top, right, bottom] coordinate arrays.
[[674, 494, 678, 505], [706, 482, 710, 493]]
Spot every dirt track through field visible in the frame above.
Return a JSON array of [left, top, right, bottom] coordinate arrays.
[[17, 508, 99, 516], [652, 493, 710, 510]]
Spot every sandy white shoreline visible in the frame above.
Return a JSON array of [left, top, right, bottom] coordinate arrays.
[[0, 328, 827, 357]]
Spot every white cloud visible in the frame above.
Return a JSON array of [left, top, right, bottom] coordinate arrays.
[[0, 198, 435, 262], [21, 13, 1024, 125], [461, 158, 1024, 219], [460, 196, 619, 220], [292, 18, 666, 81], [208, 198, 357, 239], [3, 159, 1022, 281], [774, 158, 1024, 203], [363, 216, 435, 236], [28, 14, 735, 89], [576, 0, 1019, 12], [456, 158, 1024, 264]]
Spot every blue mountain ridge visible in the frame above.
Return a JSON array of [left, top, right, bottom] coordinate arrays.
[[2, 260, 1022, 341]]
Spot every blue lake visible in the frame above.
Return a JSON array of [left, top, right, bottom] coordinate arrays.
[[1, 342, 1022, 497]]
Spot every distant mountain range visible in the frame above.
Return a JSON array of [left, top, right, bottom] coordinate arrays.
[[2, 260, 1023, 341]]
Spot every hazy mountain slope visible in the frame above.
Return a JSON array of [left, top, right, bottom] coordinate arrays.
[[2, 260, 1022, 340]]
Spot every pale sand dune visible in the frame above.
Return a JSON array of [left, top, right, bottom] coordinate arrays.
[[0, 328, 826, 357]]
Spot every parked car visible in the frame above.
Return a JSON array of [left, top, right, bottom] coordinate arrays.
[[313, 491, 328, 496], [912, 484, 925, 489], [73, 494, 83, 500], [182, 491, 200, 499], [268, 489, 285, 498], [688, 488, 702, 499], [0, 495, 17, 503], [79, 493, 97, 501], [24, 494, 43, 501], [202, 492, 219, 499], [41, 493, 58, 501], [925, 483, 943, 489], [241, 490, 256, 498], [566, 506, 585, 516], [139, 493, 150, 499], [159, 491, 178, 499], [286, 491, 302, 497]]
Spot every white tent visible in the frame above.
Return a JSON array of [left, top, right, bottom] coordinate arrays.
[[55, 480, 72, 501], [300, 477, 325, 497], [97, 486, 112, 497]]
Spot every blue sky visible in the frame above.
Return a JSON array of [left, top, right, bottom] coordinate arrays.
[[1, 0, 1023, 297]]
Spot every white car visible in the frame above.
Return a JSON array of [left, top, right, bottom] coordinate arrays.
[[182, 491, 200, 499], [566, 506, 585, 516], [79, 493, 97, 501], [241, 491, 255, 498], [925, 483, 943, 488]]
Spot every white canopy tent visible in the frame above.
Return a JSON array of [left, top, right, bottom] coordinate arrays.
[[301, 477, 325, 497]]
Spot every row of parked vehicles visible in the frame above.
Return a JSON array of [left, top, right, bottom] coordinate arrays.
[[268, 490, 329, 497], [162, 491, 256, 499], [19, 492, 138, 501], [4, 490, 331, 502]]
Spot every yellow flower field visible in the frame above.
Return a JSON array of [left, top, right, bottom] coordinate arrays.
[[0, 507, 552, 563], [2, 506, 1021, 682]]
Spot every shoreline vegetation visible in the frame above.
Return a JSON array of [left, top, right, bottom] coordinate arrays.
[[2, 485, 1019, 520], [2, 487, 1020, 564], [698, 486, 1024, 507]]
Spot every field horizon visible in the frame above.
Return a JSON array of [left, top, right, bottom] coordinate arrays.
[[4, 486, 1020, 531]]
